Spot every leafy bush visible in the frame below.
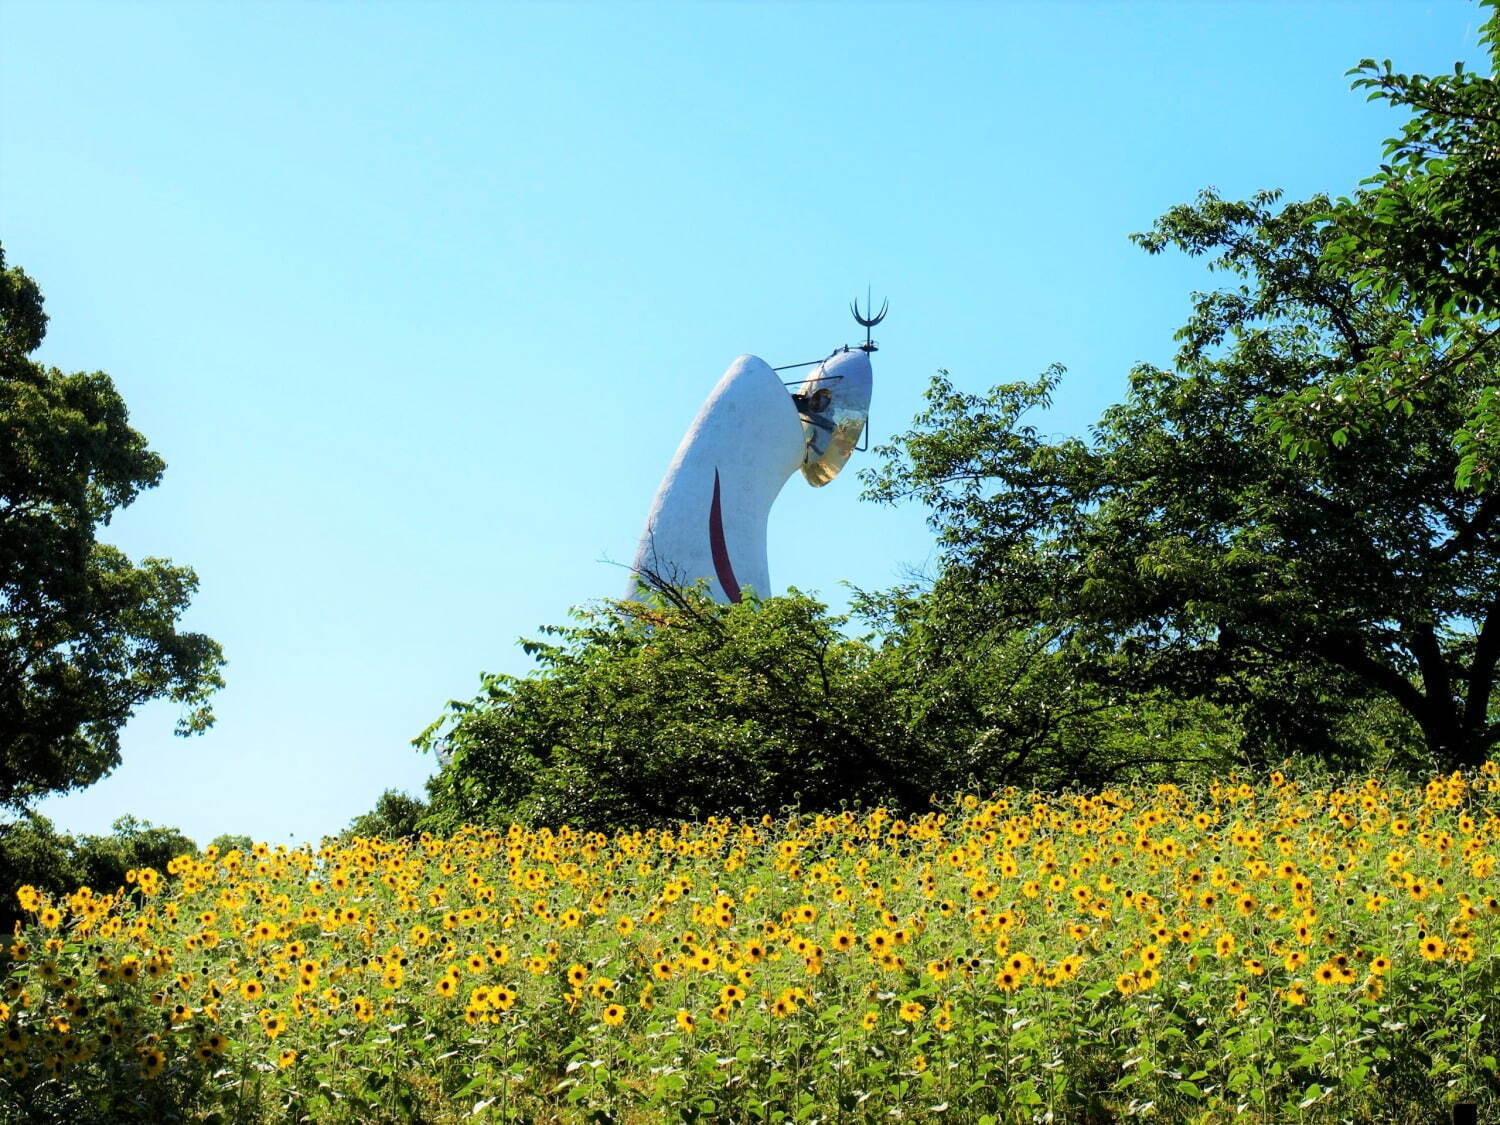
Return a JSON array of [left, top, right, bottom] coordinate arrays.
[[420, 585, 930, 831], [343, 790, 428, 842], [420, 581, 1244, 832]]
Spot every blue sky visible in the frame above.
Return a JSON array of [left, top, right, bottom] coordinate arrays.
[[1, 0, 1487, 845]]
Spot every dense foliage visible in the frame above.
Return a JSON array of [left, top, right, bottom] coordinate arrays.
[[420, 583, 932, 831], [419, 578, 1237, 832], [1, 764, 1495, 1124], [864, 307, 1492, 768], [343, 790, 428, 843], [0, 247, 224, 811], [1278, 3, 1500, 492], [863, 23, 1500, 771]]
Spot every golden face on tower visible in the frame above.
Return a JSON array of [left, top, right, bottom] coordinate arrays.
[[793, 347, 873, 487]]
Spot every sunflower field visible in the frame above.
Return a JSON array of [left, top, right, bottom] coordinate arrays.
[[1, 764, 1497, 1124]]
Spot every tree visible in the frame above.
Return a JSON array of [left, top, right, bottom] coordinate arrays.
[[866, 10, 1500, 770], [343, 789, 428, 841], [865, 192, 1496, 767], [420, 572, 1230, 832], [853, 574, 1242, 786], [0, 810, 83, 931], [420, 581, 931, 831], [1274, 1, 1500, 491], [206, 833, 253, 856], [71, 814, 197, 895], [0, 247, 224, 808]]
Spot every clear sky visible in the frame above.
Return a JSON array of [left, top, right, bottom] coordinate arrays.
[[1, 0, 1487, 846]]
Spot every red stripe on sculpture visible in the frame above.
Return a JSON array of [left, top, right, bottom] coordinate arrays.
[[708, 469, 742, 603]]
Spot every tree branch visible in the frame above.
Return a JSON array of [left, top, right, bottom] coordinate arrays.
[[1463, 595, 1500, 741], [1433, 493, 1500, 563], [1406, 620, 1455, 725], [1309, 633, 1432, 733]]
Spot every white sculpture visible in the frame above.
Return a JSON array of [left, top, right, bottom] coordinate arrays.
[[629, 334, 876, 603]]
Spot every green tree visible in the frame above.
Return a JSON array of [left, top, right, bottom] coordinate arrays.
[[421, 583, 930, 831], [206, 833, 253, 856], [343, 789, 428, 841], [1275, 0, 1500, 491], [420, 573, 1224, 832], [867, 10, 1500, 770], [0, 810, 82, 931], [0, 247, 224, 809], [855, 574, 1242, 787], [866, 196, 1495, 766], [71, 814, 196, 895]]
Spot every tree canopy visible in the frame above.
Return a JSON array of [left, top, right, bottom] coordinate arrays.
[[420, 582, 935, 831], [343, 789, 429, 842], [419, 574, 1236, 831], [1274, 2, 1500, 491], [0, 247, 224, 809], [864, 17, 1500, 770]]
